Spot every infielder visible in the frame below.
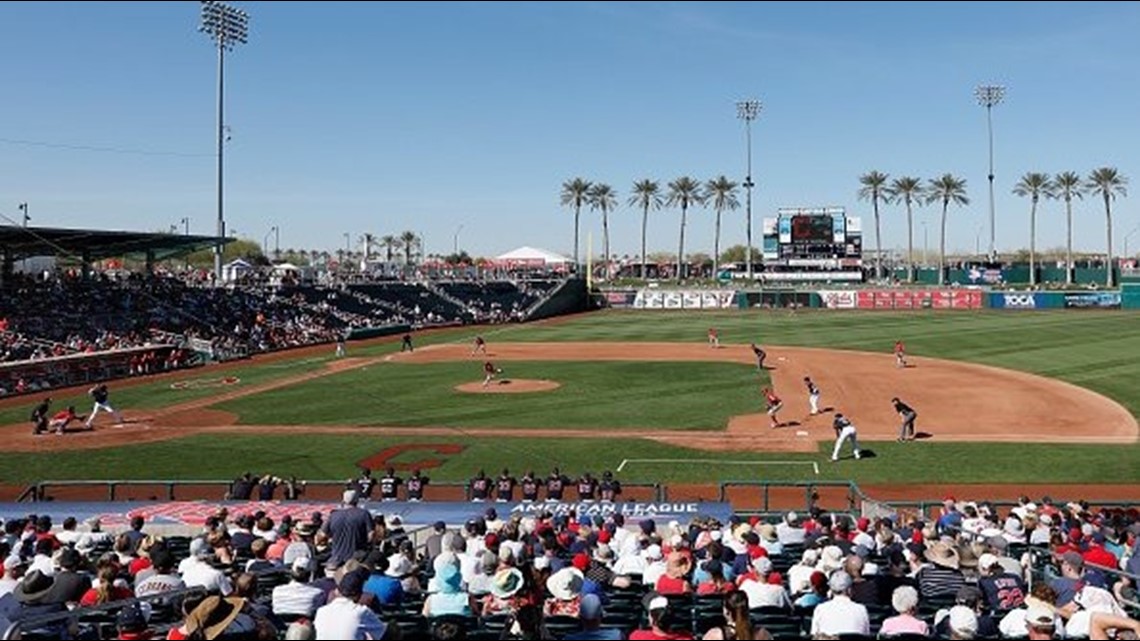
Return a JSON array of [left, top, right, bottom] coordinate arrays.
[[482, 360, 502, 387], [762, 386, 783, 428], [471, 335, 488, 356], [750, 343, 767, 371], [707, 327, 720, 349], [804, 376, 821, 415], [894, 339, 907, 369], [335, 333, 347, 358], [892, 397, 917, 441], [831, 413, 861, 461], [84, 383, 123, 429]]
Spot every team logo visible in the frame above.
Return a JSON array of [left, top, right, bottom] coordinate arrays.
[[1003, 293, 1036, 309]]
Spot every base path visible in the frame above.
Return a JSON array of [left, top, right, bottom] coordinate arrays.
[[0, 342, 1134, 454]]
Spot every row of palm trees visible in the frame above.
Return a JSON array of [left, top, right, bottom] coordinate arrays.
[[859, 167, 1128, 286], [561, 176, 743, 282]]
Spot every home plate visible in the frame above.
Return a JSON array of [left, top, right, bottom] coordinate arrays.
[[795, 430, 809, 437]]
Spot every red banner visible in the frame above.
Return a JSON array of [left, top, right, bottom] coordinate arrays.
[[854, 289, 981, 310]]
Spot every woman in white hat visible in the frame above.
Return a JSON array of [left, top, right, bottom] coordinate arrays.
[[542, 567, 584, 617], [480, 567, 526, 617]]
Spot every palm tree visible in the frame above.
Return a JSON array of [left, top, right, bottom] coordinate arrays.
[[628, 180, 663, 279], [400, 230, 419, 265], [560, 178, 592, 271], [1012, 173, 1054, 287], [380, 235, 398, 263], [1085, 167, 1129, 287], [857, 171, 890, 280], [886, 176, 924, 282], [704, 176, 740, 280], [924, 174, 970, 286], [1050, 171, 1084, 285], [665, 176, 704, 283], [587, 183, 618, 281]]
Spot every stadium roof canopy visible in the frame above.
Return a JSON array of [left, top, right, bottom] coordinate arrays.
[[0, 225, 230, 262]]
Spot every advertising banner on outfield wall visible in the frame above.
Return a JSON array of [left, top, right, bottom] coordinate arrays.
[[853, 289, 983, 310], [817, 290, 857, 309], [603, 291, 638, 308], [634, 290, 737, 309], [1064, 292, 1122, 309]]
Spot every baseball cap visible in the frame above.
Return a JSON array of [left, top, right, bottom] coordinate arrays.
[[978, 553, 999, 571], [291, 556, 314, 573], [645, 544, 663, 560], [116, 602, 147, 631], [1025, 605, 1055, 628], [433, 521, 446, 532], [572, 553, 590, 572], [829, 572, 853, 593], [3, 554, 25, 570], [580, 593, 603, 621], [338, 567, 368, 598], [643, 592, 669, 613], [189, 537, 209, 558], [948, 605, 978, 637], [752, 556, 773, 575]]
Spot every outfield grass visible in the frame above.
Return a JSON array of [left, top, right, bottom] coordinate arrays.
[[215, 361, 765, 430], [0, 433, 1135, 486]]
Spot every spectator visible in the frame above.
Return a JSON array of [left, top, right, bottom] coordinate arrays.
[[917, 541, 966, 599], [116, 601, 153, 641], [181, 537, 234, 596], [272, 557, 325, 618], [977, 552, 1026, 612], [362, 551, 404, 607], [702, 590, 766, 640], [565, 592, 623, 641], [481, 567, 527, 617], [79, 565, 132, 606], [135, 546, 185, 597], [695, 559, 734, 596], [945, 604, 979, 639], [655, 552, 692, 595], [314, 567, 390, 640], [324, 490, 372, 568], [629, 592, 694, 640], [423, 563, 472, 618], [879, 585, 928, 637], [793, 571, 829, 608], [809, 572, 870, 638], [46, 547, 89, 605], [124, 515, 147, 553], [543, 567, 584, 617]]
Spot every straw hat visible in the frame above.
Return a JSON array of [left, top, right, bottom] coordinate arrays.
[[924, 541, 961, 570], [545, 567, 584, 601]]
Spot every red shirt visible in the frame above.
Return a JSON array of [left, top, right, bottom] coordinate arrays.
[[895, 341, 905, 354], [655, 575, 690, 595], [80, 586, 135, 607], [696, 580, 735, 595], [129, 557, 152, 577], [764, 391, 780, 405], [708, 329, 717, 337], [51, 409, 75, 421], [630, 630, 694, 640], [1082, 545, 1118, 569]]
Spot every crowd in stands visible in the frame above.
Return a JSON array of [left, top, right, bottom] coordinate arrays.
[[0, 271, 560, 397], [0, 492, 1137, 639]]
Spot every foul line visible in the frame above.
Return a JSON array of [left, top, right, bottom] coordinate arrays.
[[618, 458, 818, 476]]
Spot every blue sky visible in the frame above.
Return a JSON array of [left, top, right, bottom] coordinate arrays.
[[1, 1, 1138, 259]]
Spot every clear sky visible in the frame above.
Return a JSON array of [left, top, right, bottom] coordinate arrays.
[[1, 1, 1138, 260]]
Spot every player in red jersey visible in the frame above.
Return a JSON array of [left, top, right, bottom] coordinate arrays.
[[471, 335, 488, 356], [708, 327, 720, 348], [48, 406, 87, 435], [482, 360, 503, 387], [894, 340, 907, 368], [762, 387, 783, 428]]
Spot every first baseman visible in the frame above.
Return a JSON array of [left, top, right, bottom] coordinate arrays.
[[472, 335, 488, 356], [762, 386, 783, 428], [750, 343, 767, 371], [708, 327, 720, 349], [831, 412, 861, 461], [894, 339, 907, 368]]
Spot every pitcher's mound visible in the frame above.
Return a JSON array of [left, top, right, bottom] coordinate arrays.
[[455, 379, 561, 394]]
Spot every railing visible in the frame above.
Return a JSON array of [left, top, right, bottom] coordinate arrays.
[[718, 480, 862, 513]]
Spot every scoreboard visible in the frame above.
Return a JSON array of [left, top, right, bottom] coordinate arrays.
[[762, 207, 863, 268]]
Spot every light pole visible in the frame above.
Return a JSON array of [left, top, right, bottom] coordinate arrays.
[[17, 203, 29, 227], [1125, 225, 1140, 258], [736, 99, 762, 280], [180, 217, 190, 235], [975, 84, 1005, 260], [453, 224, 464, 256], [264, 226, 278, 260], [200, 0, 249, 284], [922, 221, 929, 267]]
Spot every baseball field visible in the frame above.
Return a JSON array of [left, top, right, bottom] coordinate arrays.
[[0, 309, 1138, 500]]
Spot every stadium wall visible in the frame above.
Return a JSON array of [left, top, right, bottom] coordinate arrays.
[[525, 277, 588, 320]]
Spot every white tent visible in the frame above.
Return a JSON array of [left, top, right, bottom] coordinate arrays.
[[222, 258, 254, 282], [495, 246, 572, 266]]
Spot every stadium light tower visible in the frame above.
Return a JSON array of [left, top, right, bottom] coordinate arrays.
[[736, 99, 762, 280], [975, 84, 1005, 260], [200, 0, 249, 284]]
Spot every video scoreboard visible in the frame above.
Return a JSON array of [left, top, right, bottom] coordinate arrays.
[[762, 207, 863, 268]]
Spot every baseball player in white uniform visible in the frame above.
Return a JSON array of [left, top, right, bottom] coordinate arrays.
[[804, 376, 821, 415], [830, 413, 861, 462]]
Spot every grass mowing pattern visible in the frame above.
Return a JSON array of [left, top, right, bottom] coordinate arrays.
[[0, 433, 1136, 485], [215, 361, 766, 430]]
